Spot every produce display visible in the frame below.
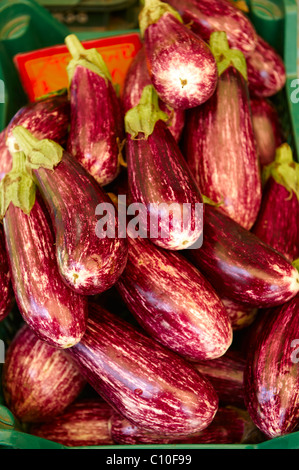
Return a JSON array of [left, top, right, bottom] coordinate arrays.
[[0, 0, 298, 450]]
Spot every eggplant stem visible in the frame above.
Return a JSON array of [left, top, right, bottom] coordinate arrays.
[[65, 34, 86, 60]]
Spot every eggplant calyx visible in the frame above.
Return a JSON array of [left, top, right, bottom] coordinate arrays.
[[262, 143, 299, 202], [202, 194, 224, 207], [12, 126, 63, 171], [124, 84, 169, 139], [65, 34, 112, 85], [209, 31, 247, 81], [0, 151, 36, 220], [293, 258, 299, 272], [139, 0, 183, 38]]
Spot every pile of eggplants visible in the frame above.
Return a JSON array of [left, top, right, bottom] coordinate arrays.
[[0, 0, 298, 448]]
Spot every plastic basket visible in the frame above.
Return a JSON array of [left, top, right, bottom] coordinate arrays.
[[0, 0, 298, 450]]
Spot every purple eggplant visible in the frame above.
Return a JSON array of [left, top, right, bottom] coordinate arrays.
[[182, 32, 261, 230], [65, 35, 123, 187], [187, 202, 299, 308], [30, 398, 114, 446], [194, 350, 246, 408], [252, 144, 299, 263], [67, 303, 219, 437], [116, 234, 232, 361], [110, 406, 265, 445], [2, 324, 86, 423], [244, 294, 299, 438], [221, 296, 258, 331], [163, 0, 257, 58], [0, 91, 70, 180], [250, 97, 283, 167], [246, 35, 286, 98], [122, 46, 185, 142], [139, 0, 218, 110], [124, 85, 203, 250], [0, 226, 13, 322], [12, 127, 128, 296]]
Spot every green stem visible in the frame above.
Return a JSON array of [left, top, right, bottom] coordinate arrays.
[[292, 258, 299, 272], [12, 126, 63, 171], [209, 31, 247, 81], [0, 152, 36, 220], [124, 84, 169, 139], [139, 0, 183, 38]]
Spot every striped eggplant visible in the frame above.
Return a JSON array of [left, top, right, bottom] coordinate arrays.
[[0, 226, 13, 322], [66, 303, 219, 437], [30, 399, 114, 447], [12, 127, 128, 296], [124, 85, 203, 250], [116, 235, 232, 361], [2, 324, 86, 423], [194, 350, 246, 408], [244, 294, 299, 438], [182, 32, 261, 230], [250, 97, 283, 167], [252, 144, 299, 263], [110, 406, 265, 445], [139, 0, 218, 110], [65, 35, 123, 187], [0, 91, 70, 179], [163, 0, 257, 58], [187, 202, 299, 308], [221, 296, 258, 331], [122, 46, 185, 143], [246, 35, 286, 98]]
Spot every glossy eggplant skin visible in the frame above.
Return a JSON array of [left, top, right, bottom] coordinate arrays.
[[246, 35, 286, 98], [0, 226, 13, 322], [122, 47, 185, 143], [194, 350, 246, 408], [182, 67, 261, 230], [3, 195, 88, 349], [111, 406, 264, 445], [67, 303, 219, 438], [2, 324, 86, 423], [126, 120, 203, 250], [187, 204, 299, 308], [33, 150, 128, 296], [116, 235, 232, 361], [67, 65, 123, 187], [252, 177, 299, 263], [250, 98, 283, 167], [1, 94, 70, 178], [30, 399, 114, 446], [144, 13, 218, 110], [163, 0, 257, 58], [244, 294, 299, 438]]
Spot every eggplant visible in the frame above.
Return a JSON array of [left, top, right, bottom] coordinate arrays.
[[12, 127, 128, 296], [221, 296, 258, 331], [116, 234, 232, 361], [0, 91, 70, 180], [67, 303, 219, 437], [139, 0, 218, 110], [187, 202, 299, 308], [246, 35, 286, 98], [182, 32, 261, 230], [122, 46, 185, 143], [163, 0, 257, 58], [250, 97, 283, 167], [110, 406, 265, 445], [65, 35, 123, 187], [2, 324, 86, 423], [0, 226, 13, 322], [30, 398, 114, 447], [194, 350, 246, 408], [124, 85, 203, 250], [244, 294, 299, 438], [252, 144, 299, 263]]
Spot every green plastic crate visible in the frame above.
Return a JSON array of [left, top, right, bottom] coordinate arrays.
[[0, 0, 298, 450]]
